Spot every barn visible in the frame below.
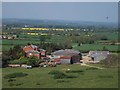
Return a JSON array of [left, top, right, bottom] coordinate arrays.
[[51, 49, 82, 64], [88, 51, 109, 63]]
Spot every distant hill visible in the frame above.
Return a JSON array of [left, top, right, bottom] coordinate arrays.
[[2, 18, 118, 28]]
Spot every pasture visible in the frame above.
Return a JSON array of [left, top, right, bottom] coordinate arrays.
[[2, 64, 118, 88], [72, 44, 118, 52]]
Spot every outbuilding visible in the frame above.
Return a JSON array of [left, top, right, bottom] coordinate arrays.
[[51, 49, 82, 64]]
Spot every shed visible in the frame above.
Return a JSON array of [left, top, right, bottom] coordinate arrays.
[[88, 51, 109, 63]]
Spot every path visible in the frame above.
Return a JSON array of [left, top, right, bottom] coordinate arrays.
[[81, 63, 105, 69]]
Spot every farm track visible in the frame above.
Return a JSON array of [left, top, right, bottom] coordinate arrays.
[[81, 63, 105, 69]]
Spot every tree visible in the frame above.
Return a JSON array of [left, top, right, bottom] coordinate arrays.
[[27, 56, 40, 67]]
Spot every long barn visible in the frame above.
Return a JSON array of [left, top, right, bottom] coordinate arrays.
[[51, 49, 82, 64]]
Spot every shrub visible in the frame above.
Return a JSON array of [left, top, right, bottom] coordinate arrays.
[[66, 70, 84, 73], [65, 75, 78, 78], [27, 56, 40, 67], [48, 70, 77, 79], [4, 72, 28, 79], [8, 78, 16, 82]]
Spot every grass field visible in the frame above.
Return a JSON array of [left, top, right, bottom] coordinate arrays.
[[0, 68, 2, 89], [2, 64, 118, 88], [1, 39, 118, 52], [72, 44, 118, 52]]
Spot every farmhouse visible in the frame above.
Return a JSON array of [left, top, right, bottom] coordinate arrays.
[[23, 44, 38, 53], [26, 50, 41, 59], [23, 44, 46, 59], [51, 49, 82, 64], [88, 51, 109, 63]]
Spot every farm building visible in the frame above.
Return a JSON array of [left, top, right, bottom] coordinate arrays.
[[26, 50, 41, 59], [23, 44, 38, 53], [38, 49, 46, 57], [88, 51, 110, 63], [23, 44, 46, 59], [51, 49, 82, 64]]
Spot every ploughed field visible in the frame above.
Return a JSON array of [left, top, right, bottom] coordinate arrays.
[[2, 64, 118, 88]]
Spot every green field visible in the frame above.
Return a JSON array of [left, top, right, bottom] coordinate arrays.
[[2, 64, 118, 88], [72, 44, 118, 52], [1, 39, 119, 52]]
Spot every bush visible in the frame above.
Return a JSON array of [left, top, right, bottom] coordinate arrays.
[[48, 70, 77, 79], [4, 72, 28, 79], [8, 78, 16, 82], [27, 56, 40, 67], [66, 70, 84, 73], [49, 70, 67, 79]]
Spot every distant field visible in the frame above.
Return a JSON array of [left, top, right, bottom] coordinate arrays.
[[2, 39, 40, 45], [72, 44, 118, 52], [1, 39, 119, 52], [2, 64, 118, 88], [95, 32, 118, 40]]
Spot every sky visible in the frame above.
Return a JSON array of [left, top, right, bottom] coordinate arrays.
[[2, 2, 118, 23]]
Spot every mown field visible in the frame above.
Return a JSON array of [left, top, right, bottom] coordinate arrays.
[[2, 64, 118, 88]]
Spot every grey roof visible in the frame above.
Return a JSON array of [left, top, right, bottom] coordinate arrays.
[[26, 50, 40, 54], [52, 49, 80, 56], [89, 51, 109, 57]]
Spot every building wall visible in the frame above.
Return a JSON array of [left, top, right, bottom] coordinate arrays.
[[26, 53, 41, 59], [60, 59, 71, 64], [71, 55, 81, 63], [41, 51, 46, 57], [23, 46, 34, 53]]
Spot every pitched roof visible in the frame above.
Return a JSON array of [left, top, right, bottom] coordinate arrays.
[[26, 50, 40, 54], [23, 44, 38, 50], [89, 51, 109, 57], [52, 49, 80, 56]]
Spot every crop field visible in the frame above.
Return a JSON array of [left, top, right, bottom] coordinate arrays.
[[2, 64, 118, 88]]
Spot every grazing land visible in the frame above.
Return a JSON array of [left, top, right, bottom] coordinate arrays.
[[2, 64, 118, 88]]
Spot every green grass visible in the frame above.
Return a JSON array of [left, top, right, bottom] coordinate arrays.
[[72, 44, 118, 52], [2, 64, 118, 88], [0, 68, 2, 89], [2, 39, 40, 45]]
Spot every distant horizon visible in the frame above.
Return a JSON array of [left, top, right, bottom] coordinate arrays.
[[2, 18, 118, 24], [2, 2, 118, 23]]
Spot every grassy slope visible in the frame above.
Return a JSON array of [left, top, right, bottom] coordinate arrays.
[[2, 64, 118, 88]]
